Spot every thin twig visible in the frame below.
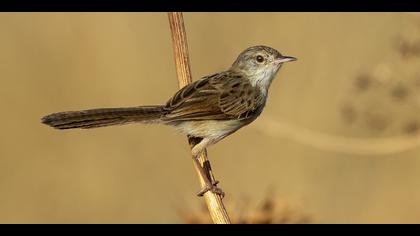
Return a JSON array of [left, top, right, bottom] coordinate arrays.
[[257, 116, 420, 156], [168, 12, 231, 224]]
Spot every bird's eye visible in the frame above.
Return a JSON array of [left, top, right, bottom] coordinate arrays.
[[256, 55, 265, 63]]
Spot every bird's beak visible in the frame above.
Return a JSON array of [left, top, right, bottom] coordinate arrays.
[[275, 56, 297, 64]]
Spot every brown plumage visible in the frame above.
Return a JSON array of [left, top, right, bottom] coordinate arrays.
[[41, 45, 296, 196], [163, 71, 264, 122], [41, 106, 165, 129]]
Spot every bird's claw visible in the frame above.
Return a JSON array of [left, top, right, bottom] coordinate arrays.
[[197, 180, 224, 198]]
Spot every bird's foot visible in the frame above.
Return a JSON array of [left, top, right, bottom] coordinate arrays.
[[197, 180, 225, 198]]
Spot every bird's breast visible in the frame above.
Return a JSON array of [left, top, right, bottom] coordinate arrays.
[[173, 119, 244, 141]]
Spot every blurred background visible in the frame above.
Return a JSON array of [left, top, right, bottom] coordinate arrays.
[[0, 13, 420, 223]]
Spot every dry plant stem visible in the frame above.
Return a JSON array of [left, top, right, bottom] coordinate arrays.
[[168, 12, 231, 224]]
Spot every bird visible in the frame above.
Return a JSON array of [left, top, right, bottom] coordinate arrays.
[[41, 45, 297, 196]]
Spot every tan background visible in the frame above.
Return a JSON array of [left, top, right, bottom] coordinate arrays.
[[1, 13, 420, 223]]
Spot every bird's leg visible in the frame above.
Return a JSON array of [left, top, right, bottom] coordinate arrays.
[[189, 137, 224, 198], [193, 156, 224, 197]]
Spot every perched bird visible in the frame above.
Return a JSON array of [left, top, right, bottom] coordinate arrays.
[[42, 45, 297, 196]]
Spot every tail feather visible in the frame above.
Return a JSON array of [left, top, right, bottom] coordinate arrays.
[[41, 106, 165, 130]]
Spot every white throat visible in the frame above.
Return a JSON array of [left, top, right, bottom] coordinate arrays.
[[249, 65, 281, 95]]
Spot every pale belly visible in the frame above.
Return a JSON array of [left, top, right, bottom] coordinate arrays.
[[173, 120, 243, 141]]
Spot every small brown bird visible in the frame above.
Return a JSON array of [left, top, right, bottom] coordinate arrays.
[[42, 45, 296, 196]]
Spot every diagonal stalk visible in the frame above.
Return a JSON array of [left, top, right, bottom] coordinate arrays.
[[167, 12, 231, 224]]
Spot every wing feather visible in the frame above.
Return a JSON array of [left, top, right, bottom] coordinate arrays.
[[162, 71, 263, 122]]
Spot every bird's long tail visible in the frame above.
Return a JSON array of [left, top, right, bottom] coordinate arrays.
[[41, 106, 165, 129]]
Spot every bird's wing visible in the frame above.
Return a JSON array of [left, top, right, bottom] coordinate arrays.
[[162, 71, 263, 122]]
